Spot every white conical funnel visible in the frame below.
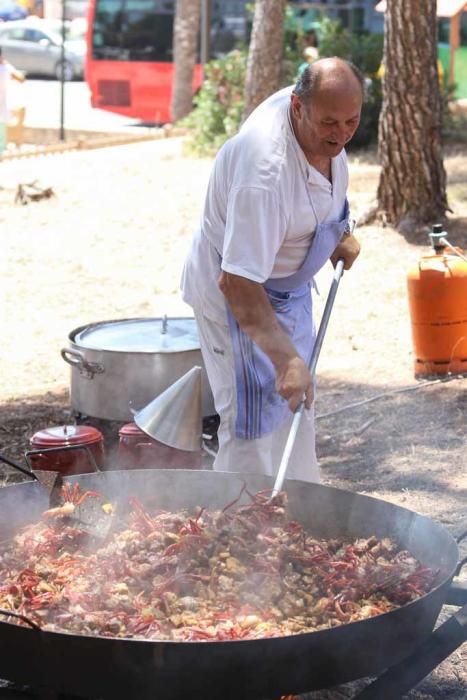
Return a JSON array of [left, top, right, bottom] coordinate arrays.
[[133, 366, 202, 452]]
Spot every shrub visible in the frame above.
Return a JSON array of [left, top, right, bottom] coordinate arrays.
[[317, 16, 353, 60], [441, 84, 467, 143], [182, 15, 385, 155], [317, 17, 384, 147], [181, 49, 247, 157], [349, 76, 382, 149], [183, 7, 304, 157]]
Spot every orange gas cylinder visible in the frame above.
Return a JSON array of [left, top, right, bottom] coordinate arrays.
[[407, 224, 467, 379]]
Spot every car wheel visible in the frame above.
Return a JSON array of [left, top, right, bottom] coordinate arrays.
[[55, 60, 74, 81]]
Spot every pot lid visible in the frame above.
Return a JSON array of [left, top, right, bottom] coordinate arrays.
[[118, 422, 151, 438], [73, 317, 200, 353], [31, 425, 103, 447]]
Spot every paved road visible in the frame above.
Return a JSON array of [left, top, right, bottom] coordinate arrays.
[[21, 78, 149, 133]]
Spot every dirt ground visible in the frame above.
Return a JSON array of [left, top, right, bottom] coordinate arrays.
[[0, 137, 466, 699]]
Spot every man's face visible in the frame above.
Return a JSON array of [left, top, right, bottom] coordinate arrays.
[[291, 87, 362, 158]]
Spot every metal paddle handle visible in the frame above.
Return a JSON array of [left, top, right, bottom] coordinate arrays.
[[271, 258, 345, 498]]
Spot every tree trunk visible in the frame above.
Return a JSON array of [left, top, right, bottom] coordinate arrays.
[[242, 0, 287, 122], [171, 0, 201, 123], [377, 0, 448, 231]]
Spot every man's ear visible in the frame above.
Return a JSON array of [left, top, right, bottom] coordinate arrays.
[[290, 93, 302, 119]]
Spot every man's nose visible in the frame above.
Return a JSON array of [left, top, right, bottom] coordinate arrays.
[[341, 123, 356, 143], [332, 124, 347, 143]]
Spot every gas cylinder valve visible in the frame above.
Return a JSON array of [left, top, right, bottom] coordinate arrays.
[[429, 223, 448, 254]]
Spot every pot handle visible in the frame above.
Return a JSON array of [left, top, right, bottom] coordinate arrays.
[[25, 444, 102, 474], [61, 348, 104, 379]]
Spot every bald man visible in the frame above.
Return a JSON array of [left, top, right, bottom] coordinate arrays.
[[181, 58, 363, 482]]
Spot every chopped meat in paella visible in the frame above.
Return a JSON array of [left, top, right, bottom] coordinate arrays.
[[0, 485, 436, 640]]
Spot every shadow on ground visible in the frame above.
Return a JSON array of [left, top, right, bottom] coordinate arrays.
[[315, 374, 466, 528]]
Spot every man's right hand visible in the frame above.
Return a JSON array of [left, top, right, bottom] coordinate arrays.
[[276, 355, 314, 412], [219, 272, 313, 413]]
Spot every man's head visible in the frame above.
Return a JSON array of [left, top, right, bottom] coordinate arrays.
[[290, 57, 364, 159]]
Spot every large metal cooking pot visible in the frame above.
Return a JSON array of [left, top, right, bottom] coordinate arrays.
[[61, 317, 215, 421], [0, 470, 464, 700]]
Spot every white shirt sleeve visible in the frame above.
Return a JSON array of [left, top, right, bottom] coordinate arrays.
[[221, 186, 287, 283]]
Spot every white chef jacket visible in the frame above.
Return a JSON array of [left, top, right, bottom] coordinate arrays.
[[181, 85, 349, 324]]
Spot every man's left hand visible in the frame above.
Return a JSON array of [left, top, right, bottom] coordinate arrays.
[[330, 233, 360, 270]]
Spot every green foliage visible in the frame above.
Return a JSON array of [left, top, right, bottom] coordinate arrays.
[[182, 14, 385, 155], [350, 76, 382, 149], [443, 111, 467, 143], [350, 32, 384, 76], [181, 49, 247, 157], [317, 17, 384, 147], [317, 16, 383, 75], [441, 84, 467, 143], [183, 7, 307, 157], [283, 7, 307, 86], [317, 16, 352, 60]]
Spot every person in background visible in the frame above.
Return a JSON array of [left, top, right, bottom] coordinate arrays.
[[0, 48, 25, 157], [298, 29, 320, 77], [304, 29, 320, 63], [181, 58, 362, 484]]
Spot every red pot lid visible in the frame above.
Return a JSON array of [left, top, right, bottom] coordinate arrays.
[[31, 425, 103, 447], [118, 422, 149, 438]]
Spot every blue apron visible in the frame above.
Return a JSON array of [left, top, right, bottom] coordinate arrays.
[[227, 200, 349, 440]]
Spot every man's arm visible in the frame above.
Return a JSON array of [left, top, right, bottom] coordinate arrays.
[[11, 70, 25, 83], [7, 63, 25, 83], [331, 232, 360, 269], [218, 272, 313, 412]]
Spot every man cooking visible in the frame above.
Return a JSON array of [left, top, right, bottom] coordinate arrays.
[[181, 57, 362, 483]]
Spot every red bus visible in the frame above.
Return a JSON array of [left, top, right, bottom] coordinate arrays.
[[85, 0, 248, 124]]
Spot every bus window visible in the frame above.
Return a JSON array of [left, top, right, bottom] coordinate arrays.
[[122, 0, 173, 61], [92, 0, 125, 59], [92, 0, 174, 61]]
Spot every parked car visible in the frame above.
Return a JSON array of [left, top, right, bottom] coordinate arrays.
[[0, 0, 27, 22], [0, 18, 85, 80]]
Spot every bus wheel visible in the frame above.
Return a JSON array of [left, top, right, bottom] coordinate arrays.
[[55, 60, 74, 82]]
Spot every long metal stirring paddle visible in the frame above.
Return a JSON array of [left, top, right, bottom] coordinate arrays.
[[270, 257, 345, 498]]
